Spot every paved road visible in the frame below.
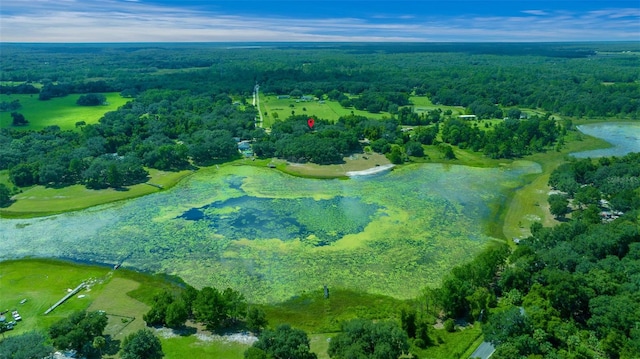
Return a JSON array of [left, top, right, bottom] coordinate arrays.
[[470, 341, 495, 359]]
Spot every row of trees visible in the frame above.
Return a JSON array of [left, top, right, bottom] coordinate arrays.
[[143, 285, 268, 333]]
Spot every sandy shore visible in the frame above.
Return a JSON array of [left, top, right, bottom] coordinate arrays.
[[346, 163, 395, 177]]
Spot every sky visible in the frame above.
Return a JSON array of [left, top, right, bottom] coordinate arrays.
[[0, 0, 639, 42]]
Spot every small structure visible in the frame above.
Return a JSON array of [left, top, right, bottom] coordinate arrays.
[[300, 95, 314, 102], [277, 95, 291, 99], [458, 115, 477, 120], [238, 140, 251, 151], [323, 285, 330, 299]]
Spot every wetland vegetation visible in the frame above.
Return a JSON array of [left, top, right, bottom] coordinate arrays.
[[0, 42, 639, 359]]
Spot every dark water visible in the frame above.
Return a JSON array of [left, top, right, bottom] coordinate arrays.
[[178, 194, 382, 246]]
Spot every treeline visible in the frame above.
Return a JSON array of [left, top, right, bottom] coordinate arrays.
[[482, 152, 640, 359], [142, 285, 268, 333], [441, 114, 562, 158], [253, 115, 397, 164], [0, 90, 257, 189], [1, 43, 638, 118]]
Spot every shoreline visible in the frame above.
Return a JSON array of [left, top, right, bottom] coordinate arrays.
[[345, 164, 395, 177]]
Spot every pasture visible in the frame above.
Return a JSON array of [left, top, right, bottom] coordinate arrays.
[[260, 95, 390, 126], [0, 93, 129, 131]]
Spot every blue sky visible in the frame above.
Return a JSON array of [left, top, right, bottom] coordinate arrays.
[[1, 0, 639, 42]]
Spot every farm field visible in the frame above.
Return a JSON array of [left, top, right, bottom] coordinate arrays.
[[0, 92, 129, 131]]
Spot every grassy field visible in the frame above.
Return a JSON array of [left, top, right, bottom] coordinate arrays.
[[0, 259, 112, 333], [0, 169, 193, 218], [260, 95, 391, 126], [409, 96, 466, 116], [0, 92, 129, 131]]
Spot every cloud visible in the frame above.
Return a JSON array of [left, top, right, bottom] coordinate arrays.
[[521, 10, 549, 16], [0, 1, 638, 42]]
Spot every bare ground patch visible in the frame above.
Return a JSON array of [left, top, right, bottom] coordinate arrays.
[[284, 153, 391, 178]]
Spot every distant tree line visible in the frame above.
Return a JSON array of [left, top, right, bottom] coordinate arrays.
[[1, 43, 638, 118]]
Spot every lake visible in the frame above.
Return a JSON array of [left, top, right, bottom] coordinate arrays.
[[0, 162, 540, 302], [573, 122, 640, 158]]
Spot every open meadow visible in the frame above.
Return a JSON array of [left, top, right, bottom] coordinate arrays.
[[0, 93, 129, 131], [260, 95, 391, 126]]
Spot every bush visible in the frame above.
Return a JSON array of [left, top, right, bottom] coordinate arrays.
[[77, 93, 106, 106], [444, 318, 456, 332]]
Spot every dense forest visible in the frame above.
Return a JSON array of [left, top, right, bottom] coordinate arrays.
[[480, 153, 640, 359], [1, 43, 639, 118]]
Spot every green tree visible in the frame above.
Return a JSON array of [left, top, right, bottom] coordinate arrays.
[[0, 183, 12, 207], [48, 310, 108, 357], [328, 319, 409, 359], [249, 324, 316, 359], [388, 146, 404, 164], [10, 111, 28, 126], [548, 194, 570, 219], [77, 93, 107, 106], [120, 329, 164, 359], [0, 331, 53, 359], [404, 141, 424, 157], [400, 308, 417, 338], [246, 307, 268, 333], [165, 300, 189, 328]]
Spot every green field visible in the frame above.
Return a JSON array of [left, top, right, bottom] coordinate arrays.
[[260, 95, 391, 126], [0, 92, 130, 131], [0, 169, 193, 218]]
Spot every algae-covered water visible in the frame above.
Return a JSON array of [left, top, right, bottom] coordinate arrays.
[[0, 162, 540, 302]]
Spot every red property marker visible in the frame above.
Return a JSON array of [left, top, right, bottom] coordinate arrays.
[[307, 118, 315, 129]]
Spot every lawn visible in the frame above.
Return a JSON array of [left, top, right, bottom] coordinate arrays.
[[0, 92, 129, 131], [0, 259, 112, 334], [0, 168, 193, 218]]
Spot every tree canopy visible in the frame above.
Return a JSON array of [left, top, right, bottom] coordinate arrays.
[[246, 324, 317, 359], [328, 319, 409, 359], [120, 329, 164, 359]]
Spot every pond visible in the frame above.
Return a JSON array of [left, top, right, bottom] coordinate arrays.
[[0, 162, 540, 303], [573, 122, 640, 158]]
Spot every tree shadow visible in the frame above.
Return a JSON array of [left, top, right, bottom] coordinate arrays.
[[104, 335, 121, 356]]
